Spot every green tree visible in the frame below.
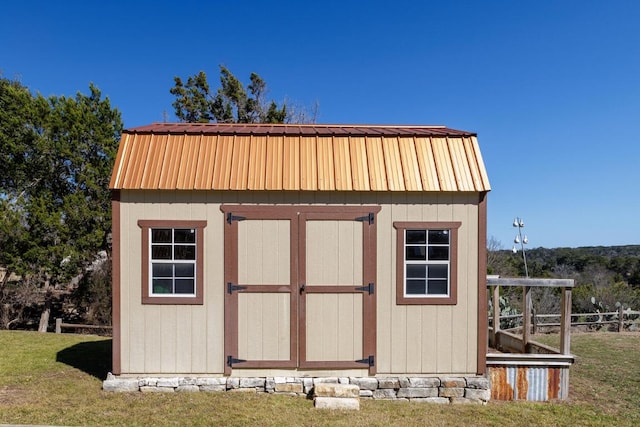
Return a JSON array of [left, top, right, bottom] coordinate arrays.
[[0, 77, 122, 329], [170, 66, 288, 123]]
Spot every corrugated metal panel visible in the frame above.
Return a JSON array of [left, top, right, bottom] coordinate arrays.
[[489, 366, 564, 401], [110, 123, 491, 192]]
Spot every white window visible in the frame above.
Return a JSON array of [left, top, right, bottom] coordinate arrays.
[[138, 220, 206, 305], [404, 229, 450, 297], [150, 228, 197, 296], [394, 221, 460, 305]]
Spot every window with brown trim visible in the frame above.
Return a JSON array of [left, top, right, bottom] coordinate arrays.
[[394, 221, 461, 305], [138, 220, 206, 305]]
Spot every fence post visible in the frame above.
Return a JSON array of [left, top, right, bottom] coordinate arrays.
[[522, 286, 532, 352], [532, 307, 537, 335], [618, 305, 624, 332], [560, 287, 572, 355], [492, 285, 500, 346], [55, 318, 62, 334]]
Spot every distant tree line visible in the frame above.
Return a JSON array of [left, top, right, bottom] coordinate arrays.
[[488, 240, 640, 315]]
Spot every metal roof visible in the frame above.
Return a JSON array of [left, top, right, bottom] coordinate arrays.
[[109, 123, 491, 192]]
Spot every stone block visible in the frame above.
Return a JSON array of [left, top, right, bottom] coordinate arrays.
[[440, 377, 466, 388], [338, 377, 350, 384], [157, 378, 179, 388], [275, 383, 303, 393], [398, 377, 410, 388], [397, 387, 438, 398], [465, 388, 491, 401], [359, 390, 373, 398], [140, 386, 175, 393], [314, 383, 360, 398], [350, 377, 378, 390], [179, 377, 197, 386], [314, 397, 360, 410], [466, 376, 490, 389], [140, 378, 158, 387], [274, 376, 287, 384], [408, 377, 440, 388], [265, 378, 276, 392], [240, 377, 265, 388], [102, 378, 140, 392], [176, 385, 199, 392], [196, 377, 226, 386], [227, 378, 240, 389], [373, 389, 397, 400], [439, 387, 465, 398], [313, 377, 339, 385], [377, 378, 400, 389]]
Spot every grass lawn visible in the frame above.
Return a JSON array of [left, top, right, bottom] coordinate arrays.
[[0, 331, 638, 426]]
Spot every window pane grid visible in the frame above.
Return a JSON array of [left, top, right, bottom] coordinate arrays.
[[150, 228, 197, 297], [404, 229, 450, 297]]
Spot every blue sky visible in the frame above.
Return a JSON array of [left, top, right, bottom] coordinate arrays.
[[2, 1, 639, 249]]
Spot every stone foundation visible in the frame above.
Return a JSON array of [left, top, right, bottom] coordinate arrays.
[[103, 373, 490, 404]]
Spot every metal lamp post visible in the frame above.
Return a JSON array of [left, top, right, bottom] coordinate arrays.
[[512, 217, 529, 278]]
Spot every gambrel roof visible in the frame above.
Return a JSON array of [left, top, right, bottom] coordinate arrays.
[[109, 123, 490, 192]]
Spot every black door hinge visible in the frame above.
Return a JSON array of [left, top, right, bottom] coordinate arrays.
[[355, 212, 375, 224], [356, 355, 375, 366], [355, 283, 375, 295], [226, 212, 247, 224], [227, 355, 247, 367], [227, 282, 248, 294]]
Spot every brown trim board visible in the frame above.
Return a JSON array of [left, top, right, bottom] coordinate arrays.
[[477, 192, 488, 375], [111, 190, 121, 375]]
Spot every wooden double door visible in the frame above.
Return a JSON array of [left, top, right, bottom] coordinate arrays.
[[221, 205, 379, 375]]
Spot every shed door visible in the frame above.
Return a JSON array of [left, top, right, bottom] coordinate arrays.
[[222, 206, 377, 375], [299, 212, 376, 372]]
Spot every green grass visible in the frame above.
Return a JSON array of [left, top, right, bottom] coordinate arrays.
[[0, 331, 638, 426]]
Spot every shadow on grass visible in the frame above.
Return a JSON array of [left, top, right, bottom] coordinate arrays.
[[56, 339, 112, 380]]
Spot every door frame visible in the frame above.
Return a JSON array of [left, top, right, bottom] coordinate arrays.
[[220, 205, 380, 375]]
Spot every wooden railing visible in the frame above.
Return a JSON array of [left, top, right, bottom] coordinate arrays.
[[54, 318, 112, 334], [491, 306, 640, 333]]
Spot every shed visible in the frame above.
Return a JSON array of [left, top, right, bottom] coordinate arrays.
[[108, 123, 491, 386]]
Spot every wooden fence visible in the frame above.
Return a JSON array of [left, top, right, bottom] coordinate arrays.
[[491, 306, 640, 334], [54, 318, 112, 334]]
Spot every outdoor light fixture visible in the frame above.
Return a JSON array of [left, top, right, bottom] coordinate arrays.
[[512, 216, 529, 277]]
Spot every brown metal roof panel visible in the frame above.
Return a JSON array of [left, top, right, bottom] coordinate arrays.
[[112, 133, 132, 189], [140, 133, 167, 189], [448, 138, 474, 191], [397, 137, 423, 191], [212, 135, 234, 189], [348, 137, 370, 191], [333, 137, 353, 191], [159, 134, 185, 189], [247, 135, 267, 190], [300, 136, 318, 190], [193, 135, 216, 189], [431, 137, 457, 191], [364, 137, 387, 191], [229, 135, 251, 190], [118, 133, 138, 188], [282, 136, 300, 190], [264, 135, 283, 190], [176, 134, 201, 189], [316, 136, 335, 191], [381, 137, 405, 191], [414, 137, 440, 191], [124, 133, 152, 189]]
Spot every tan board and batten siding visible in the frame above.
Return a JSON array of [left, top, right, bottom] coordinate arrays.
[[111, 123, 491, 377]]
